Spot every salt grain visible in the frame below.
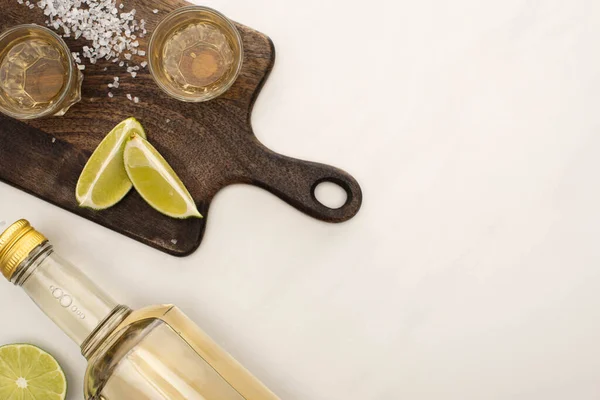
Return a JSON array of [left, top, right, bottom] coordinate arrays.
[[133, 96, 139, 103], [51, 137, 56, 143], [23, 0, 149, 72], [108, 92, 114, 98], [126, 94, 132, 100], [153, 9, 158, 14]]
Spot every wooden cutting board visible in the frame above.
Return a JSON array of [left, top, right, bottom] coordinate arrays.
[[0, 0, 362, 256]]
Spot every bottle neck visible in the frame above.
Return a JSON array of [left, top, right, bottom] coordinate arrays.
[[12, 243, 130, 354], [80, 304, 131, 359]]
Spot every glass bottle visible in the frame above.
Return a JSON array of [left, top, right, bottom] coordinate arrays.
[[0, 219, 279, 400]]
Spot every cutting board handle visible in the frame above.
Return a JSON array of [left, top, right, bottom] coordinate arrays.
[[247, 144, 363, 223]]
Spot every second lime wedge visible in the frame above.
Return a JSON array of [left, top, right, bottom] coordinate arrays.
[[76, 117, 146, 209], [124, 134, 202, 219]]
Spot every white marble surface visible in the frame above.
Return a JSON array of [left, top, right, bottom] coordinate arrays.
[[2, 0, 600, 398]]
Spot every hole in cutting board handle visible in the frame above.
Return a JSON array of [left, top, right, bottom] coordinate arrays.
[[312, 179, 351, 210]]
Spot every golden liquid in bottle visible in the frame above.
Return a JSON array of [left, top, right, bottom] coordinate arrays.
[[100, 321, 244, 399], [86, 306, 279, 400]]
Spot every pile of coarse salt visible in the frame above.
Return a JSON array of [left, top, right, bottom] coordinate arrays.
[[17, 0, 152, 99]]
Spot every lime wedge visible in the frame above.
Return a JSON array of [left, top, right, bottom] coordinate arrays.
[[124, 134, 202, 219], [76, 117, 146, 209], [0, 344, 67, 400]]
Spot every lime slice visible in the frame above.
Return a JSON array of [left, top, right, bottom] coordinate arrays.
[[76, 117, 147, 209], [0, 344, 67, 400], [124, 134, 202, 219]]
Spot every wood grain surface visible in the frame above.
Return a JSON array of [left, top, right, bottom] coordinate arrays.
[[0, 0, 362, 256]]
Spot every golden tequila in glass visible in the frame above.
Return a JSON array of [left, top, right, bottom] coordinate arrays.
[[0, 220, 279, 400], [0, 24, 82, 120], [148, 6, 244, 102]]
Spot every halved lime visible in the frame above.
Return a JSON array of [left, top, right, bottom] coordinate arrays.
[[124, 134, 202, 219], [0, 344, 67, 400], [76, 117, 147, 210]]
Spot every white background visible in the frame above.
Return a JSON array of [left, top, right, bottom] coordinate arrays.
[[2, 0, 600, 399]]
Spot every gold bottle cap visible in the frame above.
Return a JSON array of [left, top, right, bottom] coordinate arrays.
[[0, 219, 47, 280]]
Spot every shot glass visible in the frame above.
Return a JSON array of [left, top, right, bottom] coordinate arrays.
[[148, 6, 244, 102], [0, 24, 83, 120]]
